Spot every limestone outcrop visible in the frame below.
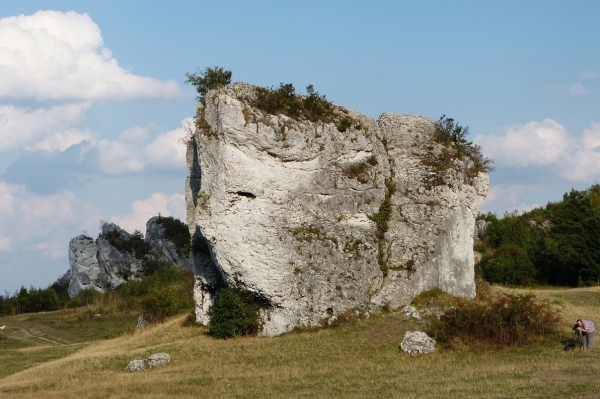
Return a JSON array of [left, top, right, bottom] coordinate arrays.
[[146, 216, 190, 269], [186, 82, 489, 336], [68, 217, 189, 297], [68, 223, 143, 298]]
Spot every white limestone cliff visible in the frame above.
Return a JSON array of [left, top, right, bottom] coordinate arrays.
[[68, 223, 142, 298], [68, 218, 189, 297], [186, 82, 489, 336]]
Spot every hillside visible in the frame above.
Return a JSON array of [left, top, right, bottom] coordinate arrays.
[[1, 286, 599, 398]]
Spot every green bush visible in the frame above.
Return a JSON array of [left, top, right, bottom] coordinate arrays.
[[337, 116, 352, 132], [140, 286, 178, 323], [68, 288, 102, 308], [185, 66, 232, 102], [479, 244, 536, 286], [427, 292, 560, 346], [103, 228, 151, 260], [207, 288, 262, 338], [251, 83, 334, 123], [423, 115, 494, 187], [155, 215, 190, 257], [142, 258, 172, 276]]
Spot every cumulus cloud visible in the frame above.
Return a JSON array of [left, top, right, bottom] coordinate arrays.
[[0, 10, 182, 101], [110, 192, 186, 233], [1, 117, 192, 193], [144, 118, 192, 170], [567, 83, 588, 95], [564, 123, 600, 181], [0, 181, 100, 257], [476, 120, 600, 182], [482, 184, 540, 215], [93, 117, 191, 174], [475, 119, 572, 168], [26, 128, 94, 152], [119, 125, 150, 142], [0, 102, 90, 152]]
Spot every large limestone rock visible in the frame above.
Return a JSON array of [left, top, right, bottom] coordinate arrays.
[[68, 218, 189, 298], [68, 223, 143, 298], [186, 82, 489, 336]]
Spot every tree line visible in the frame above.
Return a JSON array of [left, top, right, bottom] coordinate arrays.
[[477, 184, 600, 286]]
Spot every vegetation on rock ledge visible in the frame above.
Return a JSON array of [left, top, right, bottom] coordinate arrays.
[[422, 115, 494, 188]]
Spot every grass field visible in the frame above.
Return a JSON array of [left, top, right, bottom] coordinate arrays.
[[1, 286, 599, 398]]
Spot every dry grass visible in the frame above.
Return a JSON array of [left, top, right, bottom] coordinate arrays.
[[1, 287, 600, 398]]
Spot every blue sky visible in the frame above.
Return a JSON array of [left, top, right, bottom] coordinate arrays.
[[1, 1, 599, 293]]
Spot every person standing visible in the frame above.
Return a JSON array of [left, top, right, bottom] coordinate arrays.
[[574, 319, 595, 349]]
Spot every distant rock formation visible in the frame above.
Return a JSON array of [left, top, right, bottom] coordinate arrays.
[[186, 82, 489, 336], [146, 216, 190, 269], [67, 217, 189, 298]]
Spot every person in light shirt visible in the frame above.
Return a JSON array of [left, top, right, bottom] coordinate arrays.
[[573, 319, 595, 349]]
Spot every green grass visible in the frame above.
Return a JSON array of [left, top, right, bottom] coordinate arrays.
[[0, 308, 139, 379], [1, 286, 600, 398]]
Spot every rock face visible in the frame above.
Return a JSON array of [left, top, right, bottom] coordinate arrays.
[[399, 331, 436, 355], [186, 82, 489, 336], [68, 218, 189, 298], [68, 223, 143, 298], [146, 216, 190, 269]]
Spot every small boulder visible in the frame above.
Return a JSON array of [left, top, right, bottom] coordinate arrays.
[[136, 315, 147, 331], [124, 352, 171, 372], [147, 352, 171, 368], [124, 359, 146, 372], [399, 331, 436, 356], [401, 305, 421, 320]]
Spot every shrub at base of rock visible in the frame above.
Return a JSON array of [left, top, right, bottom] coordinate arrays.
[[399, 331, 436, 356], [124, 353, 171, 372], [207, 288, 261, 339]]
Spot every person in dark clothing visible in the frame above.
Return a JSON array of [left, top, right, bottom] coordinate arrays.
[[573, 319, 595, 349]]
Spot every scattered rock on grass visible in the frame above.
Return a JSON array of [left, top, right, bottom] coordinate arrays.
[[124, 352, 171, 372], [399, 331, 436, 356], [401, 305, 422, 320], [147, 352, 171, 368], [124, 359, 146, 372], [136, 315, 147, 331]]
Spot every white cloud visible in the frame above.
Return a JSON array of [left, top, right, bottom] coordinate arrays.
[[96, 139, 145, 174], [110, 192, 186, 233], [93, 117, 191, 174], [567, 83, 588, 95], [477, 120, 600, 183], [581, 72, 599, 79], [26, 128, 94, 152], [482, 184, 540, 215], [475, 119, 571, 168], [144, 118, 192, 170], [563, 123, 600, 181], [0, 102, 90, 152], [0, 181, 100, 257], [119, 125, 150, 142], [0, 10, 183, 101]]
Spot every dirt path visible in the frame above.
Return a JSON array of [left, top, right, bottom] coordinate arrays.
[[20, 328, 66, 346]]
